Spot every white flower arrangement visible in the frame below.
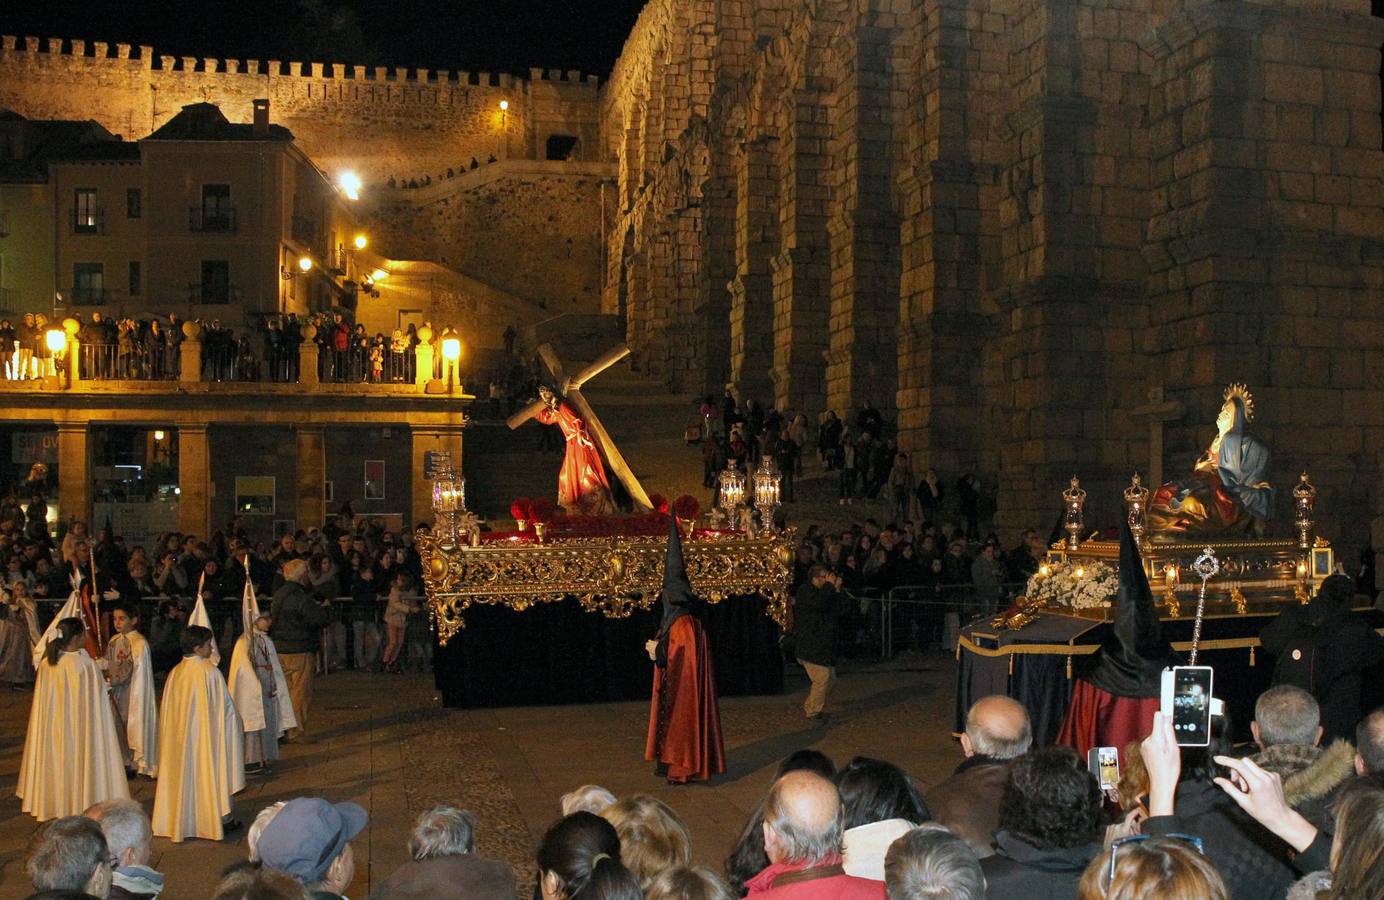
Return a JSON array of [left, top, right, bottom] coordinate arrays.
[[1024, 560, 1118, 610]]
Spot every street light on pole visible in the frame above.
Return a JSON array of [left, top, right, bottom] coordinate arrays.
[[441, 337, 461, 393]]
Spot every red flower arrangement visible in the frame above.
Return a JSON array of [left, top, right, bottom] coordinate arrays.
[[529, 498, 558, 524], [673, 495, 701, 522], [648, 493, 670, 515], [510, 498, 533, 521]]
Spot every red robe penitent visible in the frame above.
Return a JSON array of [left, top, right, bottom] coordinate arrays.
[[645, 615, 725, 784]]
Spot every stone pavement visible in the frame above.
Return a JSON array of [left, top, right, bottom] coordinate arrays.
[[0, 653, 960, 897]]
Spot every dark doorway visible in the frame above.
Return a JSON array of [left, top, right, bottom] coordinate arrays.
[[545, 134, 579, 161]]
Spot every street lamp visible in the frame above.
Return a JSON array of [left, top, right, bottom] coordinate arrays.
[[353, 234, 367, 250], [337, 170, 362, 201], [370, 268, 388, 282], [45, 329, 69, 385], [298, 256, 313, 273], [441, 337, 461, 393]]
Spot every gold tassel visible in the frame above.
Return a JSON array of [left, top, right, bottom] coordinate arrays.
[[1066, 654, 1073, 679], [1250, 645, 1255, 667], [1008, 653, 1014, 676]]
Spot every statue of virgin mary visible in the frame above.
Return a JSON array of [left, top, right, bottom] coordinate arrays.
[[1148, 384, 1274, 539]]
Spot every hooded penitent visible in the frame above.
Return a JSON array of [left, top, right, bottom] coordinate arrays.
[[645, 518, 725, 783], [658, 518, 694, 640], [1087, 523, 1181, 699]]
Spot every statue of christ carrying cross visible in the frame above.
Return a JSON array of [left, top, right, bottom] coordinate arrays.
[[535, 384, 615, 515], [507, 343, 654, 516]]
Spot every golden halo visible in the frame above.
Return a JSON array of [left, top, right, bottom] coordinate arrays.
[[1223, 383, 1255, 422]]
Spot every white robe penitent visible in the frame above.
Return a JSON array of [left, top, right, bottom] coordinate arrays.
[[16, 649, 131, 821], [228, 630, 296, 765], [152, 655, 245, 842], [107, 631, 159, 777]]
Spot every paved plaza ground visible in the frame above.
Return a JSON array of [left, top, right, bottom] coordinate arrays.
[[0, 652, 960, 898]]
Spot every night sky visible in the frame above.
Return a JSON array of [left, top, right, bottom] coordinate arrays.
[[2, 0, 649, 78]]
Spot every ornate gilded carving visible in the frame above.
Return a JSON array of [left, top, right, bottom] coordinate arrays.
[[418, 530, 795, 644]]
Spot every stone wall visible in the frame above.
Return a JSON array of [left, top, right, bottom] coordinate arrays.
[[603, 0, 1384, 552], [368, 161, 614, 317], [0, 36, 602, 185]]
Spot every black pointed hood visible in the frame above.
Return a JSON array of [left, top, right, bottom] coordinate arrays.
[[1087, 522, 1180, 698], [660, 519, 696, 633]]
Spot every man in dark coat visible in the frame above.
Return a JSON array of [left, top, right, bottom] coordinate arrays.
[[1260, 572, 1384, 743], [645, 521, 724, 784], [927, 695, 1032, 858], [270, 559, 329, 742], [793, 564, 847, 720]]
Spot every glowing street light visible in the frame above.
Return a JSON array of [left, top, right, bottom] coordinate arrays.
[[338, 170, 362, 200], [353, 234, 367, 250], [44, 329, 67, 355], [153, 430, 165, 441], [298, 256, 313, 273], [370, 268, 388, 282], [499, 100, 509, 112], [441, 337, 462, 394]]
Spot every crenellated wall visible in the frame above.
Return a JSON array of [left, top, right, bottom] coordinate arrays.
[[0, 35, 602, 184], [602, 0, 1384, 558]]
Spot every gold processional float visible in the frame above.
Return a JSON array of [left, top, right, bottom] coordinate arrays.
[[993, 383, 1334, 635], [419, 343, 793, 645]]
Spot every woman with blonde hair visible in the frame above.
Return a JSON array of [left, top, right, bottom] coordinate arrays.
[[645, 866, 735, 900], [1077, 836, 1227, 900], [599, 795, 691, 891]]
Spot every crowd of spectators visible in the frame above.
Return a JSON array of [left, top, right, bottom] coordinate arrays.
[[0, 311, 467, 387], [385, 154, 501, 191], [0, 477, 432, 682], [26, 682, 1384, 899]]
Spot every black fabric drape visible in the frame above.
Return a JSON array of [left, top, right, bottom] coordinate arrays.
[[433, 594, 784, 708]]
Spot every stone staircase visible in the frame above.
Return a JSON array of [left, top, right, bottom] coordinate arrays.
[[462, 355, 897, 533]]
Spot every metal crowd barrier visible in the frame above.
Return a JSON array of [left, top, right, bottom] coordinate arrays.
[[875, 582, 1028, 659], [34, 593, 432, 672]]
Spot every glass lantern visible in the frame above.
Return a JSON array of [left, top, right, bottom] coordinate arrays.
[[718, 464, 746, 529], [431, 465, 466, 547], [753, 457, 781, 532]]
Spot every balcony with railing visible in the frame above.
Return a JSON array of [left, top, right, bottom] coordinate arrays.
[[70, 207, 106, 235], [188, 207, 237, 233]]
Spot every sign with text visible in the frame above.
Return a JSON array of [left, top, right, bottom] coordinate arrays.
[[12, 431, 58, 465], [423, 450, 451, 480]]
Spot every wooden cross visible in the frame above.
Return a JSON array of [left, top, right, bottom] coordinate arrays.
[[506, 343, 653, 511]]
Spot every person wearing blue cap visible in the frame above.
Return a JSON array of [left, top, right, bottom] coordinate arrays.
[[256, 797, 368, 899]]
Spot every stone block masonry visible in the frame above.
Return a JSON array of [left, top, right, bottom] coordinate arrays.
[[0, 36, 602, 184], [602, 0, 1384, 562]]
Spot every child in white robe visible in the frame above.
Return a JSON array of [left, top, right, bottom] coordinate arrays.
[[102, 602, 158, 777], [16, 616, 130, 820], [152, 625, 245, 842], [228, 581, 296, 771]]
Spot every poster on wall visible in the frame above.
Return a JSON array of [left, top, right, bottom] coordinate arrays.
[[364, 460, 386, 500], [235, 476, 276, 515], [12, 431, 58, 465]]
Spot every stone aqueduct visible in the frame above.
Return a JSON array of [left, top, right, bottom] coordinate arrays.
[[1, 1, 1384, 547]]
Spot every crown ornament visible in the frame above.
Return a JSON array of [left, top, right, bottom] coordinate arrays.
[[1223, 383, 1255, 422]]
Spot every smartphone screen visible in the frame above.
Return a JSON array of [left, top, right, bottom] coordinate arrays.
[[1171, 666, 1213, 746], [1087, 746, 1120, 789]]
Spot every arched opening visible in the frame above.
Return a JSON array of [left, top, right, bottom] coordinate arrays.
[[545, 134, 579, 161]]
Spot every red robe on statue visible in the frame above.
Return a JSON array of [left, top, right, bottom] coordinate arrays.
[[645, 615, 725, 784], [536, 402, 615, 515]]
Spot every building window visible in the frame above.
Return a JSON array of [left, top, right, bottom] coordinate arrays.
[[196, 184, 234, 232], [200, 260, 230, 303], [72, 262, 104, 304], [73, 189, 100, 234], [128, 261, 142, 296], [126, 188, 141, 219]]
